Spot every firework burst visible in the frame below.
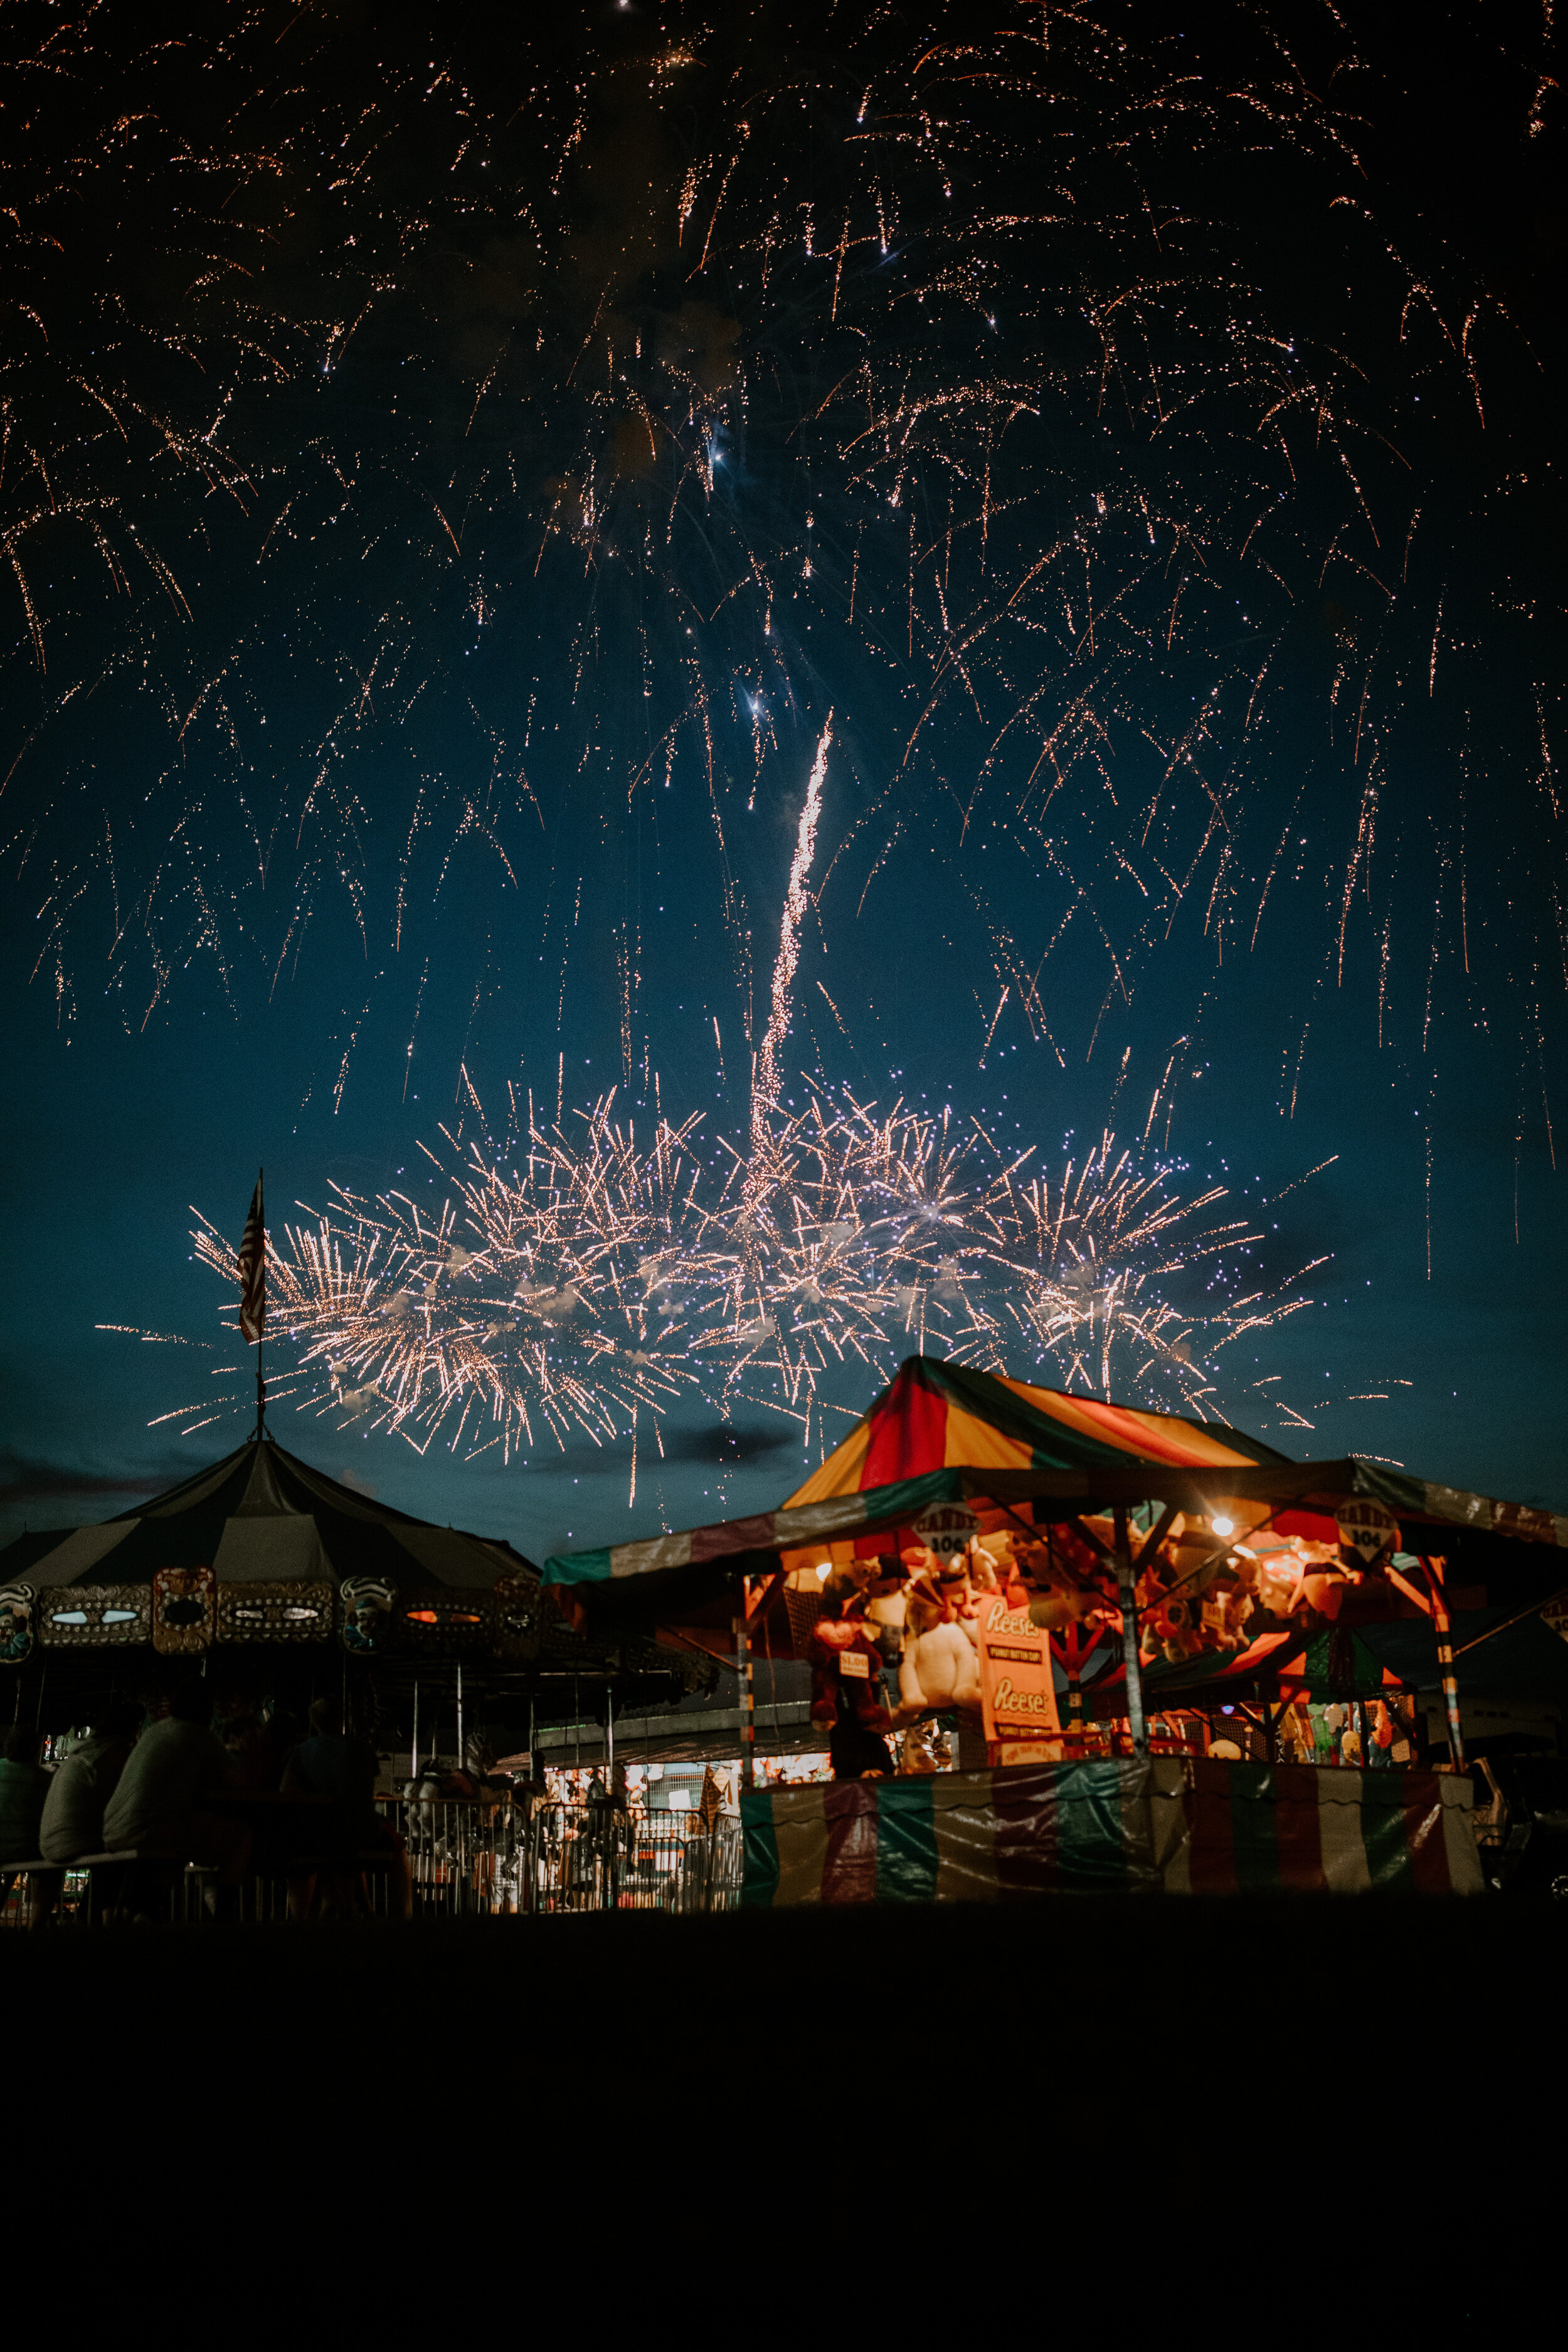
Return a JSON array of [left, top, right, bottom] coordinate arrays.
[[4, 0, 1559, 1142], [171, 1085, 1320, 1471]]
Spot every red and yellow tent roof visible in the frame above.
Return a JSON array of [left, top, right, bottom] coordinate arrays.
[[543, 1354, 1567, 1632], [545, 1357, 1291, 1624], [784, 1356, 1285, 1509]]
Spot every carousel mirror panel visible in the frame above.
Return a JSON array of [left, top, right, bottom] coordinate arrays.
[[0, 1582, 36, 1666], [39, 1586, 151, 1647], [216, 1581, 334, 1643], [491, 1572, 542, 1662], [339, 1576, 396, 1656], [395, 1591, 494, 1655], [151, 1563, 216, 1655]]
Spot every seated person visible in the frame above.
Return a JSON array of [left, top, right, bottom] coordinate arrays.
[[40, 1701, 143, 1863], [0, 1728, 50, 1892], [283, 1695, 378, 1816], [102, 1683, 251, 1888], [219, 1697, 299, 1794], [283, 1698, 410, 1919]]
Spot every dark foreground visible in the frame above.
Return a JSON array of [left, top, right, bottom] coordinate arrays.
[[9, 1900, 1564, 2316], [11, 1897, 1566, 2124]]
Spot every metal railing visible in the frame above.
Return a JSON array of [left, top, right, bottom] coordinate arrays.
[[377, 1796, 744, 1917]]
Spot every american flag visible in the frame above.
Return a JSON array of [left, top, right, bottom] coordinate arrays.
[[237, 1172, 266, 1345]]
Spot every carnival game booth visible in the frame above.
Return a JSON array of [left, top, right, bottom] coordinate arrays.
[[545, 1357, 1568, 1902], [0, 1432, 704, 1757]]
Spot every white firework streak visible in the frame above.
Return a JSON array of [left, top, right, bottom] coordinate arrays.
[[749, 714, 832, 1179]]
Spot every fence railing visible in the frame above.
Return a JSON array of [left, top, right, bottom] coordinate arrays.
[[377, 1796, 745, 1917]]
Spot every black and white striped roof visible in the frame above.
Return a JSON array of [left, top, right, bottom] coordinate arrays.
[[0, 1436, 534, 1592]]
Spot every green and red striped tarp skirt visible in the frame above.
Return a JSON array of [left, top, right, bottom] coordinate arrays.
[[739, 1759, 1482, 1904], [1151, 1757, 1483, 1895]]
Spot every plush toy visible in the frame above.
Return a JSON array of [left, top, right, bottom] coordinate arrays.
[[1144, 1593, 1201, 1664], [899, 1720, 950, 1774], [1221, 1570, 1258, 1646], [808, 1596, 896, 1777], [970, 1532, 1010, 1591], [898, 1574, 982, 1714]]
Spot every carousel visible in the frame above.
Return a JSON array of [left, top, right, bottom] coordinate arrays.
[[0, 1428, 709, 1761]]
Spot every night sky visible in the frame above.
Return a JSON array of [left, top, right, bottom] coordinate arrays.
[[2, 1, 1564, 1561]]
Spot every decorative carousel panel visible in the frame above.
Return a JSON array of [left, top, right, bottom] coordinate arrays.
[[0, 1583, 36, 1667], [339, 1576, 396, 1656], [39, 1586, 151, 1648], [492, 1573, 542, 1662], [151, 1564, 216, 1655], [395, 1591, 494, 1655], [216, 1582, 334, 1645]]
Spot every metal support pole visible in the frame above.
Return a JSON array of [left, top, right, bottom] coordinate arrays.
[[734, 1609, 756, 1791], [1113, 1504, 1147, 1759]]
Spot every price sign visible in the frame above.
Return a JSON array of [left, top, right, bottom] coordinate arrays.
[[914, 1502, 980, 1561], [1336, 1497, 1399, 1565]]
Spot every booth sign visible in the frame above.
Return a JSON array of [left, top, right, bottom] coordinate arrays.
[[913, 1503, 979, 1560], [975, 1592, 1061, 1744], [1336, 1498, 1399, 1564]]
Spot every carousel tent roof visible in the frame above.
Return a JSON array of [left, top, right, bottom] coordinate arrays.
[[0, 1434, 536, 1591], [543, 1354, 1568, 1630]]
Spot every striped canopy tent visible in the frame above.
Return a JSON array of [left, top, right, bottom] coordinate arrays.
[[544, 1354, 1568, 1641], [1, 1436, 526, 1593], [545, 1356, 1295, 1640], [778, 1355, 1288, 1548]]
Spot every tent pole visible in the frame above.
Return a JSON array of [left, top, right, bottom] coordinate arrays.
[[1423, 1556, 1466, 1771], [734, 1604, 756, 1791], [1113, 1505, 1147, 1759]]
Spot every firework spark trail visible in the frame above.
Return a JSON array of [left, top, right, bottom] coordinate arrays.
[[751, 716, 832, 1170], [176, 1083, 1320, 1465], [1, 1, 1560, 1139]]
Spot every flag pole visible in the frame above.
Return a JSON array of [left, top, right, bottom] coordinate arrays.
[[240, 1166, 268, 1443], [255, 1163, 266, 1441]]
